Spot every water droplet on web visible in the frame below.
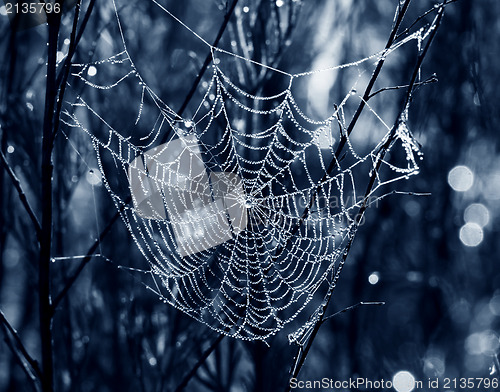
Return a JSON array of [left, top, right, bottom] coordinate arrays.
[[245, 197, 254, 209], [87, 66, 97, 77], [86, 168, 102, 185]]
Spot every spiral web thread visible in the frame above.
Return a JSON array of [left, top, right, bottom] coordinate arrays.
[[62, 0, 427, 341]]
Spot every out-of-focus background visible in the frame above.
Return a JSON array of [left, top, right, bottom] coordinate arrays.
[[1, 0, 499, 391]]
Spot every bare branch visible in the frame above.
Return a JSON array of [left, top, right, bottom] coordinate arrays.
[[321, 301, 385, 323], [55, 0, 97, 88], [174, 334, 225, 392], [52, 211, 121, 311], [0, 150, 42, 242], [52, 0, 83, 141], [273, 0, 413, 261], [160, 0, 240, 144], [39, 4, 64, 390], [284, 3, 447, 388], [368, 73, 438, 99], [0, 309, 42, 387], [395, 0, 458, 41]]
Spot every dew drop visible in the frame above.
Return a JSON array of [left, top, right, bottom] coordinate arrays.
[[87, 66, 97, 77]]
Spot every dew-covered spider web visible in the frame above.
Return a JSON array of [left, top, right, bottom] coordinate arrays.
[[62, 0, 431, 341]]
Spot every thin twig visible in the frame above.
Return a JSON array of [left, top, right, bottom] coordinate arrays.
[[0, 150, 42, 242], [2, 336, 40, 392], [52, 211, 121, 311], [395, 0, 458, 40], [0, 309, 43, 380], [55, 0, 97, 88], [368, 73, 438, 99], [173, 334, 225, 392], [160, 0, 239, 144], [321, 301, 385, 323], [52, 0, 83, 141], [273, 0, 412, 261]]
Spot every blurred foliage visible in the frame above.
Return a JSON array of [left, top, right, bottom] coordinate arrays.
[[1, 0, 499, 391]]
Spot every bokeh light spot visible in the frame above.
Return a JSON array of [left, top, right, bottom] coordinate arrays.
[[393, 370, 416, 392], [464, 203, 490, 227], [465, 330, 500, 356], [448, 165, 474, 192], [368, 272, 379, 285], [459, 222, 483, 247]]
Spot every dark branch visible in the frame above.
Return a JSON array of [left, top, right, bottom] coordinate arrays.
[[55, 0, 97, 88], [174, 334, 225, 392], [274, 0, 412, 261], [321, 301, 385, 323], [0, 309, 42, 381], [160, 0, 239, 144], [368, 73, 438, 99], [284, 2, 447, 387], [0, 150, 42, 242], [52, 211, 121, 311], [52, 0, 83, 141]]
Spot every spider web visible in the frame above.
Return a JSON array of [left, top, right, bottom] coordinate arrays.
[[62, 0, 427, 341]]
